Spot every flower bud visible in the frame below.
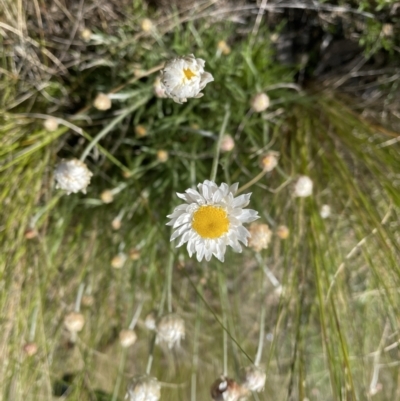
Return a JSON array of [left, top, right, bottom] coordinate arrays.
[[129, 248, 141, 261], [100, 190, 114, 204], [293, 175, 313, 198], [156, 313, 185, 349], [80, 29, 92, 40], [251, 93, 270, 112], [217, 40, 231, 55], [276, 225, 289, 239], [144, 312, 157, 331], [141, 18, 153, 32], [119, 329, 137, 348], [111, 253, 127, 269], [93, 93, 111, 111], [111, 217, 122, 230], [220, 135, 235, 152], [64, 312, 85, 333], [25, 228, 38, 239], [43, 117, 59, 132], [23, 342, 38, 356], [156, 150, 169, 163], [260, 151, 279, 172], [320, 204, 331, 219], [135, 125, 147, 138], [248, 223, 272, 252]]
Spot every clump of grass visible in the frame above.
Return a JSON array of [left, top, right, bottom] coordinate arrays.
[[1, 1, 400, 401]]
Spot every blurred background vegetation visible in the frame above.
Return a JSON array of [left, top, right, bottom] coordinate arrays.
[[1, 0, 400, 400]]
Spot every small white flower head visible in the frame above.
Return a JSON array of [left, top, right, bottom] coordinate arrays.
[[220, 134, 235, 152], [153, 76, 167, 98], [119, 329, 137, 348], [251, 93, 270, 112], [43, 117, 59, 132], [160, 54, 214, 104], [293, 175, 313, 198], [248, 223, 272, 252], [54, 159, 93, 195], [260, 151, 279, 172], [93, 93, 112, 110], [125, 375, 161, 401], [211, 376, 250, 401], [155, 313, 185, 349], [241, 366, 266, 393], [167, 180, 259, 262], [112, 217, 122, 230], [64, 312, 85, 333], [320, 204, 331, 219]]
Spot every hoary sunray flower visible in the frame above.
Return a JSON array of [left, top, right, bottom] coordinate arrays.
[[167, 180, 259, 262], [160, 54, 214, 104], [54, 159, 93, 195]]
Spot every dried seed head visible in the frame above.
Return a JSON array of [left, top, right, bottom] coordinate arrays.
[[157, 150, 169, 163], [260, 151, 279, 172], [320, 204, 331, 219], [54, 159, 93, 195], [220, 135, 235, 152], [251, 93, 270, 112], [111, 253, 127, 269], [64, 312, 85, 333], [23, 342, 38, 356], [276, 225, 289, 239], [211, 376, 250, 401], [101, 190, 114, 204], [141, 18, 153, 32], [93, 93, 111, 111], [217, 40, 231, 55], [135, 125, 147, 138], [81, 29, 92, 40], [293, 175, 313, 198], [129, 248, 141, 261], [241, 366, 266, 393], [144, 312, 157, 331], [156, 313, 185, 349], [119, 329, 137, 348], [43, 117, 59, 132], [248, 223, 272, 252], [126, 375, 161, 401], [111, 217, 122, 230]]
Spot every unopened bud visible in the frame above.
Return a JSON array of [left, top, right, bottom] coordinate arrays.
[[157, 150, 169, 163], [220, 135, 235, 152], [217, 40, 231, 55], [101, 190, 114, 204], [23, 342, 38, 356], [43, 117, 59, 132], [119, 329, 137, 348], [111, 253, 127, 269], [276, 225, 289, 239], [141, 18, 153, 32], [93, 93, 111, 111], [135, 125, 147, 138], [64, 312, 85, 333], [251, 93, 270, 112], [260, 151, 279, 172]]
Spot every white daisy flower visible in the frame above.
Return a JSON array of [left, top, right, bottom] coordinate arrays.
[[54, 159, 93, 195], [167, 180, 259, 262], [161, 54, 214, 104]]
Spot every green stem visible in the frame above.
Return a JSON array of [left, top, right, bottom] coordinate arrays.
[[80, 96, 150, 162], [166, 247, 174, 313], [210, 105, 230, 182]]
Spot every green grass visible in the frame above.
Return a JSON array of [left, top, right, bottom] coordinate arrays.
[[1, 1, 400, 400]]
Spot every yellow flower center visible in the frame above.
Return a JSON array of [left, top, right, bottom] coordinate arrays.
[[183, 68, 196, 80], [192, 206, 229, 239]]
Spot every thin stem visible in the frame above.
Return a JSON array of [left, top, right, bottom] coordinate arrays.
[[254, 304, 266, 367], [74, 283, 85, 312], [166, 247, 174, 314], [80, 96, 150, 162], [217, 264, 228, 377], [146, 335, 157, 375], [210, 105, 230, 182], [28, 305, 39, 342], [236, 170, 268, 195], [128, 299, 145, 330], [191, 295, 201, 401], [112, 349, 128, 401]]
